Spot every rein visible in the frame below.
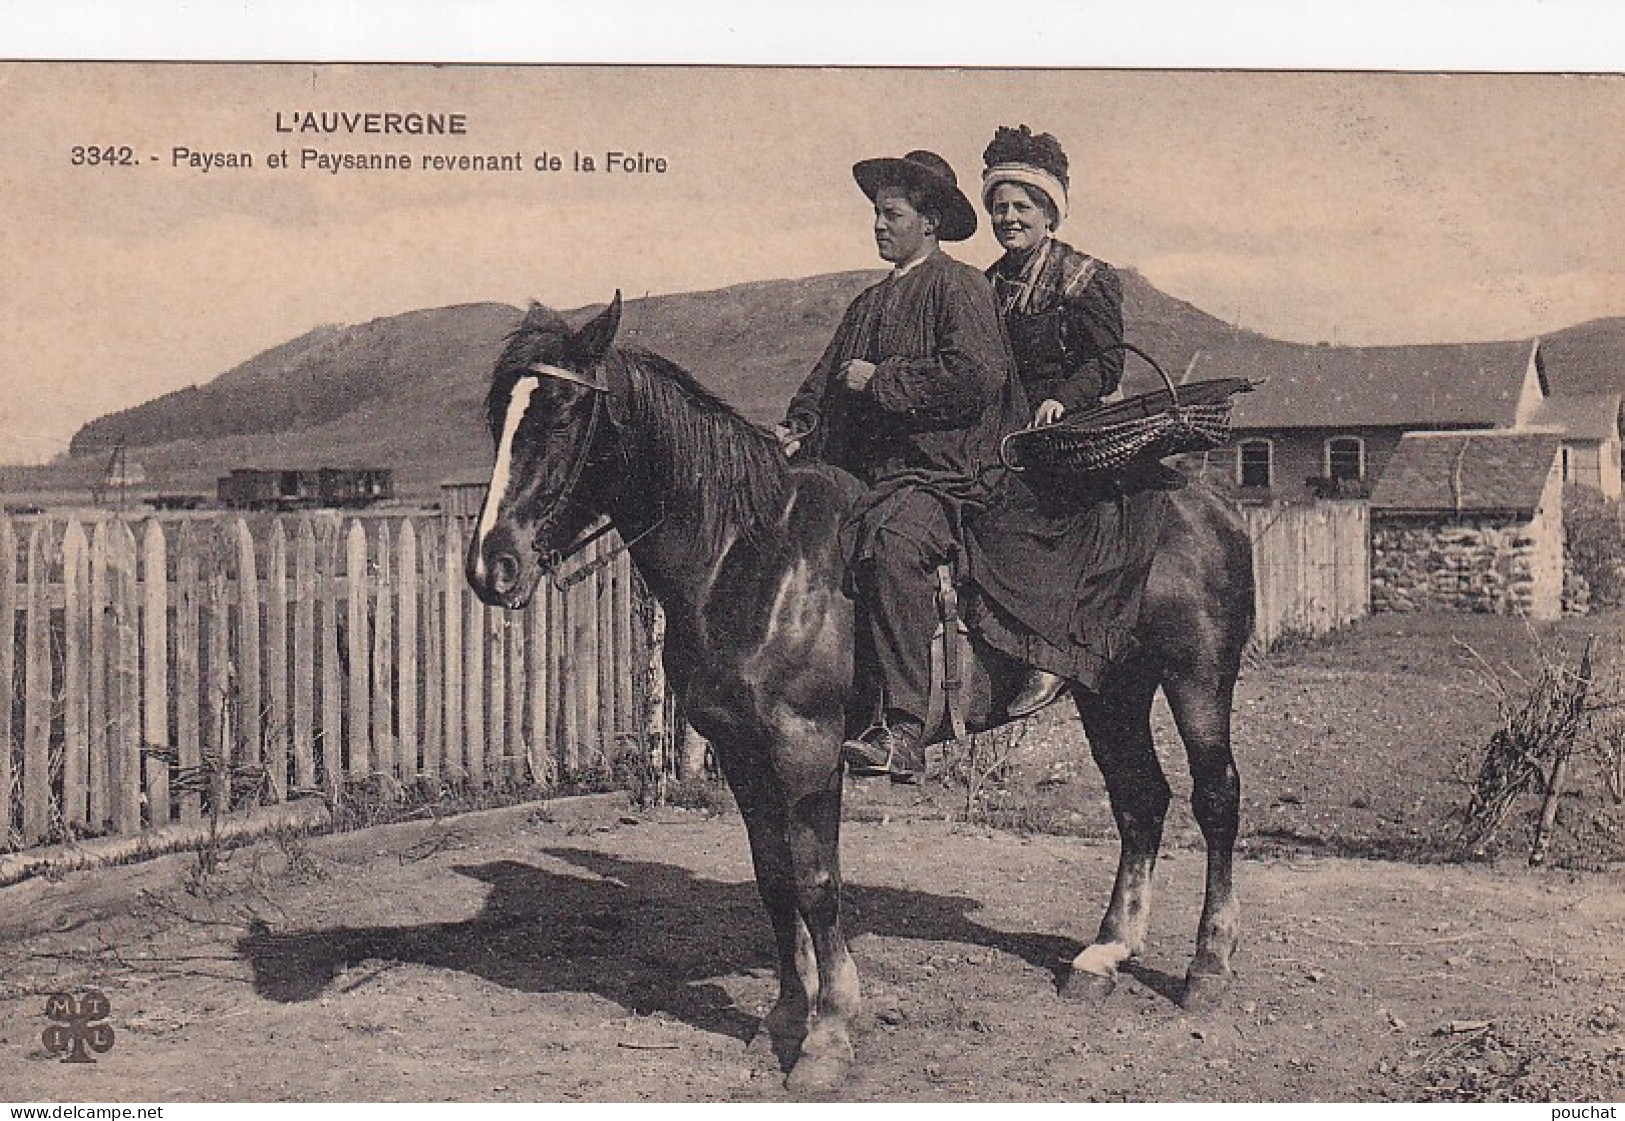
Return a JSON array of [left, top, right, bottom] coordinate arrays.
[[522, 359, 666, 591], [541, 507, 666, 590]]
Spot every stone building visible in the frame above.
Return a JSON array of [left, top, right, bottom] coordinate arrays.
[[1368, 431, 1564, 620]]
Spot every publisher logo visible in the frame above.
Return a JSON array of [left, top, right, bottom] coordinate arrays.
[[42, 990, 115, 1063]]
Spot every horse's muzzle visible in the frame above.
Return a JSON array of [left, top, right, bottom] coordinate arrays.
[[466, 531, 539, 609]]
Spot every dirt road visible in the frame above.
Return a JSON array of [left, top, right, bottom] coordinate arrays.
[[3, 794, 1621, 1102]]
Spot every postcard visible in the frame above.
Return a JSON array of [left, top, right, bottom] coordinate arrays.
[[1, 60, 1623, 1105]]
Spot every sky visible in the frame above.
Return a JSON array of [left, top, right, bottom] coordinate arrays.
[[3, 62, 1625, 463]]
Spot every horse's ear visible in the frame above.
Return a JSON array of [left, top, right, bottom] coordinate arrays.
[[520, 300, 554, 331], [571, 291, 623, 364]]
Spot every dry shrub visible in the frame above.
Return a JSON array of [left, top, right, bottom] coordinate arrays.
[[1457, 631, 1625, 868]]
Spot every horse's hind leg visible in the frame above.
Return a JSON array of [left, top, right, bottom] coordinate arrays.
[[1163, 672, 1242, 1010], [1066, 667, 1170, 1002]]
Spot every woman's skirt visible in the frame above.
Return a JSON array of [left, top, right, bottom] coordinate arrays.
[[964, 471, 1168, 691]]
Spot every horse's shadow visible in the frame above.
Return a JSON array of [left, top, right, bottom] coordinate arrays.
[[237, 846, 1112, 1043]]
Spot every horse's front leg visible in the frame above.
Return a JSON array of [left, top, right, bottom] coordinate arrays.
[[781, 760, 860, 1093], [719, 748, 820, 1062], [1067, 673, 1169, 1002]]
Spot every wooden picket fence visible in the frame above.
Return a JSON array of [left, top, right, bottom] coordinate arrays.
[[1, 499, 1371, 855], [0, 512, 666, 852], [1243, 501, 1370, 649]]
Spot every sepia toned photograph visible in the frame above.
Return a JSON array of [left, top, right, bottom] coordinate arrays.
[[1, 58, 1623, 1104]]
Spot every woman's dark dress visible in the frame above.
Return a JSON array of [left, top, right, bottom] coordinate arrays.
[[964, 237, 1167, 691]]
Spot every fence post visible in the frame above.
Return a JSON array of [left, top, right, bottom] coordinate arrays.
[[292, 519, 317, 791], [234, 519, 262, 775], [594, 538, 614, 762], [22, 523, 49, 843], [371, 521, 395, 781], [643, 594, 668, 783], [582, 547, 603, 771], [346, 520, 370, 779], [88, 523, 110, 829], [397, 519, 419, 781], [265, 520, 289, 801], [62, 519, 89, 831], [526, 572, 552, 785], [421, 521, 444, 780], [464, 564, 486, 787], [486, 584, 506, 778], [1356, 503, 1371, 620], [506, 582, 525, 782], [441, 518, 464, 781], [612, 546, 633, 746], [317, 519, 343, 798], [205, 525, 232, 801], [111, 521, 140, 835], [175, 525, 202, 822], [142, 519, 171, 827]]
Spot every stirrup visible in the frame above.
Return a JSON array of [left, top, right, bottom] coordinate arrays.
[[842, 717, 924, 780], [842, 723, 895, 777]]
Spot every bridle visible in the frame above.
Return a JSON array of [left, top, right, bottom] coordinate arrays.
[[519, 359, 664, 590]]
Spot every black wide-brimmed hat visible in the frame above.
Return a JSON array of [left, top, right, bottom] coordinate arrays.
[[852, 149, 978, 242]]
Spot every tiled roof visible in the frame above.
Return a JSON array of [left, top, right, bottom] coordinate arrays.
[[1525, 394, 1622, 442], [1370, 432, 1561, 515], [1204, 339, 1534, 430]]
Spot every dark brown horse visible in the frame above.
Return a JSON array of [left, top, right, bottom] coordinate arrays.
[[465, 294, 1254, 1091]]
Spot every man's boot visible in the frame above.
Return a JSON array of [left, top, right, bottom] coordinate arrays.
[[1008, 670, 1067, 719], [842, 713, 926, 784]]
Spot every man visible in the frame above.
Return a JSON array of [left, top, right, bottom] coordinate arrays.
[[780, 149, 1025, 782]]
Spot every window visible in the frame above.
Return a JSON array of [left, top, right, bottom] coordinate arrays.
[[1326, 436, 1365, 482], [1238, 439, 1273, 488], [1560, 445, 1573, 483]]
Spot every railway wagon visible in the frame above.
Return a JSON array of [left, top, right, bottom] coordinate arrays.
[[217, 467, 394, 510]]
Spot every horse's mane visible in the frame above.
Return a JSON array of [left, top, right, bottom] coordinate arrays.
[[606, 347, 790, 549]]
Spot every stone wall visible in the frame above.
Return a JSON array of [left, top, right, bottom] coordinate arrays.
[[1372, 509, 1563, 620]]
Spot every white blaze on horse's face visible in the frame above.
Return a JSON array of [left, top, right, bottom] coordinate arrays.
[[472, 374, 540, 584]]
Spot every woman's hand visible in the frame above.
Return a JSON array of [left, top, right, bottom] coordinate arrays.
[[773, 423, 803, 459], [1033, 398, 1066, 426], [841, 359, 877, 391]]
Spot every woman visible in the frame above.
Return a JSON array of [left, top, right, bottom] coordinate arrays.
[[966, 125, 1163, 717], [983, 123, 1124, 426]]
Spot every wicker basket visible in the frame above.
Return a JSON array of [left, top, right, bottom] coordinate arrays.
[[999, 344, 1259, 477]]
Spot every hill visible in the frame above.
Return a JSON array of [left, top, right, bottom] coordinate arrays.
[[31, 268, 1249, 499]]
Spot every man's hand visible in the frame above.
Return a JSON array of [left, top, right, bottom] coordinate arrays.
[[840, 359, 877, 391], [773, 423, 803, 459], [1033, 398, 1066, 426]]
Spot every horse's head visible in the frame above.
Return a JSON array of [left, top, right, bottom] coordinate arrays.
[[466, 292, 625, 609]]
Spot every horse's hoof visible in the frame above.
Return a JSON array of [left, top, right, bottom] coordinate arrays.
[[1180, 970, 1233, 1011], [749, 1006, 809, 1062], [784, 1050, 849, 1094], [1059, 969, 1116, 1004]]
